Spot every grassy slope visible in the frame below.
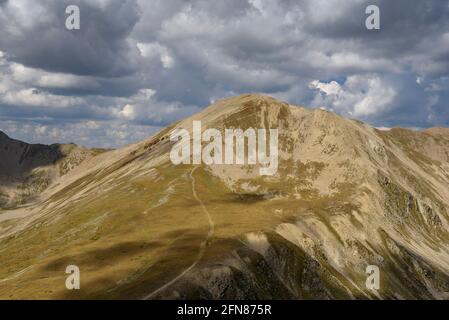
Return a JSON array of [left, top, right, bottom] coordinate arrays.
[[0, 161, 301, 299], [0, 95, 448, 299]]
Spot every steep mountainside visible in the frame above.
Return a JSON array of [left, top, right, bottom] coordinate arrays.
[[0, 94, 448, 299], [0, 131, 106, 208]]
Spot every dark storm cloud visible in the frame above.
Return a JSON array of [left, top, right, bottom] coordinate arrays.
[[303, 0, 449, 39], [41, 76, 144, 98], [0, 0, 141, 77], [300, 0, 449, 77]]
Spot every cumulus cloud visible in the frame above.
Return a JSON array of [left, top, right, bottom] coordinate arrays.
[[2, 88, 84, 108], [309, 75, 396, 118], [112, 88, 200, 124], [10, 63, 100, 89], [137, 42, 175, 69]]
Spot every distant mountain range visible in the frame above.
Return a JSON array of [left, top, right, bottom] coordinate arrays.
[[0, 94, 448, 299], [0, 131, 107, 208]]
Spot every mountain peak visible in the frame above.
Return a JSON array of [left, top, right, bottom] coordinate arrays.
[[208, 93, 290, 112], [221, 93, 281, 103], [1, 95, 449, 300]]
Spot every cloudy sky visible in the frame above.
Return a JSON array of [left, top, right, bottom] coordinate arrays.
[[0, 0, 448, 148]]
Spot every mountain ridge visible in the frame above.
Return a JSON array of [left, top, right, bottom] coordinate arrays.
[[0, 94, 448, 299]]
